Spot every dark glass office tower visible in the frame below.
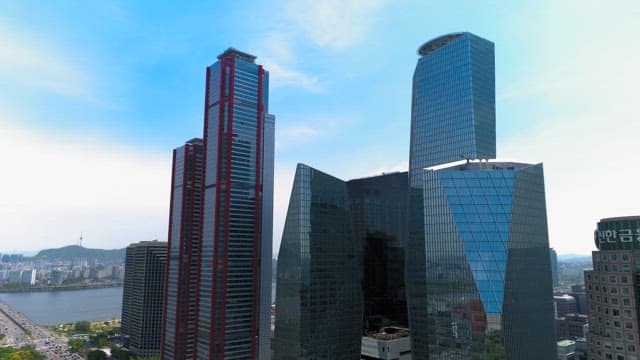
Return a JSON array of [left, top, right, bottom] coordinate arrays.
[[408, 161, 556, 359], [273, 164, 362, 360], [346, 172, 408, 332], [122, 241, 167, 358], [409, 32, 495, 179], [161, 138, 204, 360], [197, 48, 275, 360]]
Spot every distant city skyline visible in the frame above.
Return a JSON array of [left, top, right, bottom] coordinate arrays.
[[1, 0, 640, 254]]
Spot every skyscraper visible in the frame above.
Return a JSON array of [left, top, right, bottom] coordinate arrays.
[[161, 138, 204, 359], [273, 164, 362, 359], [407, 32, 497, 358], [409, 32, 495, 179], [586, 216, 640, 359], [346, 172, 408, 332], [197, 48, 275, 360], [121, 240, 167, 358], [406, 32, 555, 359]]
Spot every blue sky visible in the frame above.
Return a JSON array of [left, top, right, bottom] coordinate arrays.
[[1, 0, 639, 254]]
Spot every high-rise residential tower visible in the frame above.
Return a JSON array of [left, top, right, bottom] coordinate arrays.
[[586, 216, 640, 360], [273, 164, 362, 359], [161, 138, 204, 359], [197, 48, 275, 360], [122, 240, 167, 358], [406, 32, 555, 359]]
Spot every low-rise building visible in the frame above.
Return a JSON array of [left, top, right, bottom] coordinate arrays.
[[554, 294, 578, 319], [557, 313, 588, 340], [558, 339, 576, 360], [361, 327, 411, 360]]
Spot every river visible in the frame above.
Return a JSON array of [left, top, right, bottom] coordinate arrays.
[[0, 287, 123, 325], [0, 282, 276, 326]]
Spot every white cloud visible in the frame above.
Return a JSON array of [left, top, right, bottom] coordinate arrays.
[[257, 32, 323, 92], [0, 23, 94, 101], [255, 0, 389, 93], [284, 0, 387, 50], [0, 115, 170, 251], [279, 124, 319, 138], [275, 115, 360, 150], [261, 59, 323, 92], [498, 0, 640, 255]]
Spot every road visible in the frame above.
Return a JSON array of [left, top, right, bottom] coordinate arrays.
[[0, 299, 83, 359]]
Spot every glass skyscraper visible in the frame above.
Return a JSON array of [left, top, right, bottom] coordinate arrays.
[[413, 161, 556, 359], [161, 138, 204, 359], [409, 32, 495, 182], [346, 172, 409, 332], [121, 241, 167, 358], [197, 48, 275, 360], [273, 164, 362, 360], [407, 32, 555, 359]]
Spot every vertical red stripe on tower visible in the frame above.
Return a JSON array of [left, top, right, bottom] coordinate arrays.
[[194, 66, 211, 360], [209, 58, 226, 359], [176, 145, 191, 358], [249, 65, 265, 359], [160, 148, 178, 359], [218, 55, 236, 359]]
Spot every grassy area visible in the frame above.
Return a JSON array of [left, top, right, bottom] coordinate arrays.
[[52, 319, 121, 336]]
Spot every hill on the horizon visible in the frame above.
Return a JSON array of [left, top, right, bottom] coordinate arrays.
[[34, 245, 125, 263]]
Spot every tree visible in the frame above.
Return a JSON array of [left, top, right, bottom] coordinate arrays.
[[75, 320, 91, 332], [110, 347, 132, 360], [68, 338, 84, 352], [87, 350, 107, 360], [0, 345, 46, 360]]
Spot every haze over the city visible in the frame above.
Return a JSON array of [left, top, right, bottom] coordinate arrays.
[[1, 0, 639, 255]]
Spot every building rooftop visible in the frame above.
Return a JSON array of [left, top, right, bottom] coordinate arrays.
[[218, 47, 257, 62], [417, 32, 465, 57], [600, 215, 640, 222], [186, 137, 203, 145], [425, 159, 538, 172], [128, 240, 167, 248], [557, 339, 576, 347], [365, 327, 410, 341]]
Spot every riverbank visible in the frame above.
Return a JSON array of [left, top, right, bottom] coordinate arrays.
[[0, 281, 122, 293]]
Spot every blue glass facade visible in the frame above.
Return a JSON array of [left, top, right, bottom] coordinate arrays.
[[407, 161, 556, 359], [409, 32, 495, 184], [273, 164, 362, 360]]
